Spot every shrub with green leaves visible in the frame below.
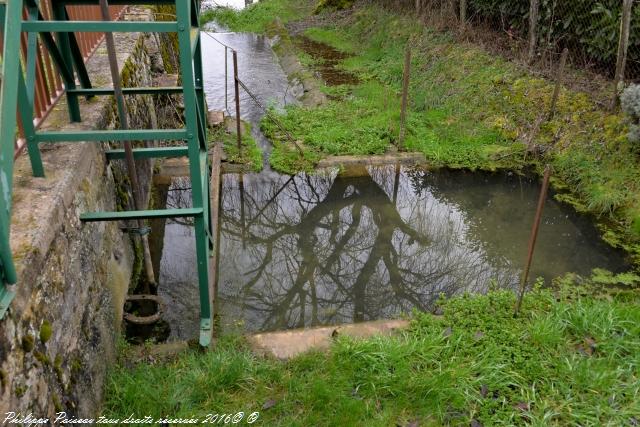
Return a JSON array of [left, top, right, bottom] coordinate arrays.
[[467, 0, 640, 72]]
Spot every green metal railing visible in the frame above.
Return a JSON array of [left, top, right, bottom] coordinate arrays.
[[0, 0, 215, 347]]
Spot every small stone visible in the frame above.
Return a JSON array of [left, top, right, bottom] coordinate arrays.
[[262, 398, 277, 410], [480, 384, 489, 398], [443, 327, 453, 338], [470, 419, 483, 427], [473, 331, 485, 340]]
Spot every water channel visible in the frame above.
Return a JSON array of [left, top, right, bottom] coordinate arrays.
[[152, 5, 628, 341]]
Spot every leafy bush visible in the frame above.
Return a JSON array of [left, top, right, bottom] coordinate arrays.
[[621, 84, 640, 143], [467, 0, 640, 73]]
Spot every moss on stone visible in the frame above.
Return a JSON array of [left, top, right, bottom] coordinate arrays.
[[52, 394, 63, 412], [39, 320, 53, 344], [54, 355, 64, 384], [34, 351, 50, 366], [21, 334, 35, 352], [14, 384, 26, 398]]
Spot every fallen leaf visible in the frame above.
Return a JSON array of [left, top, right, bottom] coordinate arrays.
[[406, 420, 420, 427], [584, 337, 597, 355], [515, 402, 530, 411], [262, 398, 277, 410], [576, 337, 597, 356], [470, 419, 483, 427], [474, 331, 485, 340]]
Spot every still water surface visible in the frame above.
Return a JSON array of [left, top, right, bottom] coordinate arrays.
[[154, 22, 627, 340]]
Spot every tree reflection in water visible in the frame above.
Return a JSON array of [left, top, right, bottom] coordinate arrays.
[[217, 165, 516, 332]]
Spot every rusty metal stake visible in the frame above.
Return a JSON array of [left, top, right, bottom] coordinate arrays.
[[549, 48, 568, 119], [514, 165, 552, 316], [233, 50, 242, 152], [513, 165, 551, 317], [224, 47, 229, 113], [399, 46, 411, 149], [99, 0, 155, 287]]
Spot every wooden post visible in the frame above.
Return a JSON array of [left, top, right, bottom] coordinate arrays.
[[514, 165, 552, 317], [208, 142, 223, 344], [399, 46, 411, 149], [460, 0, 467, 29], [233, 50, 242, 151], [612, 0, 633, 110], [527, 0, 540, 63], [549, 48, 568, 118]]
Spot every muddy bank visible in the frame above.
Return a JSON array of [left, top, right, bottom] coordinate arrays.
[[265, 19, 327, 107]]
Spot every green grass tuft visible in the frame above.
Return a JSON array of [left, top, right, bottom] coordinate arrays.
[[104, 285, 640, 426], [209, 123, 263, 173]]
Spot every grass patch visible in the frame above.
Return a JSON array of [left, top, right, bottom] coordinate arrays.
[[303, 27, 356, 53], [104, 282, 640, 426], [209, 123, 262, 172], [200, 0, 313, 33]]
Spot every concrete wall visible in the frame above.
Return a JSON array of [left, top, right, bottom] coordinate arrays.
[[0, 10, 171, 418]]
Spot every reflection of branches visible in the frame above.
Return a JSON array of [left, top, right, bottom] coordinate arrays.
[[163, 166, 517, 332], [166, 177, 194, 227], [214, 165, 517, 333]]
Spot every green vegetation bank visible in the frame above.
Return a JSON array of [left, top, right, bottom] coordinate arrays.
[[103, 2, 640, 425]]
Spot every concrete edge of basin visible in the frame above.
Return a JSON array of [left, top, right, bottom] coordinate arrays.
[[248, 319, 410, 360]]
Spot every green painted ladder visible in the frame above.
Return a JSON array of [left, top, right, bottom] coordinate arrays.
[[0, 0, 216, 347]]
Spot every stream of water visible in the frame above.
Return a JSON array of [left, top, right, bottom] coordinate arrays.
[[153, 15, 628, 341]]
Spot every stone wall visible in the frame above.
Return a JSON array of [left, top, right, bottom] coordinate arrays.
[[0, 10, 171, 418]]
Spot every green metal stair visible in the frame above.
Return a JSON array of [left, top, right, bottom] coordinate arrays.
[[0, 0, 215, 347]]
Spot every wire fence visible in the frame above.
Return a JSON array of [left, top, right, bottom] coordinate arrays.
[[408, 0, 640, 87]]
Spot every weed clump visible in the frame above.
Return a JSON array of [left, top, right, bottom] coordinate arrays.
[[314, 0, 355, 14]]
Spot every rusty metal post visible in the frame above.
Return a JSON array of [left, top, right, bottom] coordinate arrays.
[[612, 0, 633, 110], [99, 0, 155, 287], [514, 165, 552, 316], [399, 46, 411, 149], [232, 50, 242, 151], [549, 48, 568, 118], [224, 46, 228, 113], [527, 0, 540, 63]]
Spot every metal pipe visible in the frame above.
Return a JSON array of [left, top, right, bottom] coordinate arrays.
[[514, 165, 552, 316], [99, 0, 155, 287]]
